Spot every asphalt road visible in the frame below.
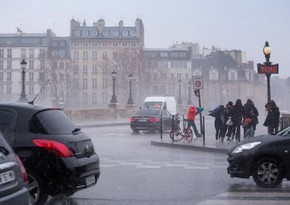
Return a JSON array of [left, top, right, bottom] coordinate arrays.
[[45, 125, 290, 205]]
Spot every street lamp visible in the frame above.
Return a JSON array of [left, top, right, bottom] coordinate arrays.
[[110, 70, 118, 104], [127, 73, 134, 105], [19, 59, 27, 102], [177, 78, 182, 104], [263, 42, 272, 102], [187, 81, 192, 105], [257, 41, 279, 103]]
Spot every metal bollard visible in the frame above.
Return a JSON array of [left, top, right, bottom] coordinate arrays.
[[171, 115, 175, 143], [202, 116, 205, 147], [160, 114, 163, 140]]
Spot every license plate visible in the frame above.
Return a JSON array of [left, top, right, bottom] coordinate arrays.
[[0, 170, 15, 185], [138, 119, 147, 122], [85, 175, 95, 186]]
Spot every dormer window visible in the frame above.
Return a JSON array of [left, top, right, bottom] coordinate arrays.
[[82, 31, 88, 36], [122, 30, 128, 36], [75, 31, 80, 36], [130, 30, 136, 36]]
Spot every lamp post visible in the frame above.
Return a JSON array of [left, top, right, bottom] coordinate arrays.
[[177, 78, 182, 104], [127, 73, 134, 105], [187, 81, 192, 105], [257, 41, 279, 103], [19, 59, 27, 102], [263, 42, 272, 103], [110, 70, 118, 104]]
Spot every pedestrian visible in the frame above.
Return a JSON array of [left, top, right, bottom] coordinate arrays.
[[209, 105, 226, 142], [243, 99, 259, 138], [263, 100, 280, 134], [187, 105, 201, 138], [225, 101, 235, 141], [231, 99, 245, 141]]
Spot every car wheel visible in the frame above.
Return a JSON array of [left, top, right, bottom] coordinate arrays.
[[27, 171, 49, 205], [252, 158, 284, 188]]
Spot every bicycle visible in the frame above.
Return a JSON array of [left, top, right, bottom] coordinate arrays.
[[169, 114, 193, 143]]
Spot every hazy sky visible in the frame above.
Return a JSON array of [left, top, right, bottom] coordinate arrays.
[[1, 0, 290, 78]]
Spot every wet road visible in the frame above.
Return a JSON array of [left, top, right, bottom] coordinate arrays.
[[46, 125, 290, 205]]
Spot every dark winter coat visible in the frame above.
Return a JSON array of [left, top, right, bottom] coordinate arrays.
[[263, 107, 280, 128]]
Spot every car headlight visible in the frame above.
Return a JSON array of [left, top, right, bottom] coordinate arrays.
[[231, 142, 261, 154]]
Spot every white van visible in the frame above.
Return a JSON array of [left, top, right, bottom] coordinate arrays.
[[142, 96, 177, 115]]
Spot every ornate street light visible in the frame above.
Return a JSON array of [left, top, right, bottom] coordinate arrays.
[[127, 73, 134, 105], [177, 78, 182, 104], [110, 70, 118, 104], [187, 80, 192, 105], [263, 41, 272, 102], [19, 59, 28, 102]]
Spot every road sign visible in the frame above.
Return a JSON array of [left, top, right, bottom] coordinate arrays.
[[193, 77, 203, 89], [257, 63, 279, 74]]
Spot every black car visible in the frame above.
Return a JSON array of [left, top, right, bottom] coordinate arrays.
[[0, 102, 100, 205], [0, 133, 32, 205], [130, 108, 173, 133], [227, 126, 290, 188]]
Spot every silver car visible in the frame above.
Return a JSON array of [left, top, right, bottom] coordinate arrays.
[[0, 134, 32, 205]]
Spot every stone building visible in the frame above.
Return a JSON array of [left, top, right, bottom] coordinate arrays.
[[0, 29, 54, 103], [69, 18, 144, 107]]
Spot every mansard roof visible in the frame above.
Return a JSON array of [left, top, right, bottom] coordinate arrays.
[[0, 33, 48, 47], [193, 51, 238, 69], [142, 48, 192, 60]]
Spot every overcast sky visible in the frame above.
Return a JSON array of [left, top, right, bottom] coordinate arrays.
[[1, 0, 290, 78]]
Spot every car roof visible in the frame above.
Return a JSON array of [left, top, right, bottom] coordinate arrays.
[[0, 102, 51, 113]]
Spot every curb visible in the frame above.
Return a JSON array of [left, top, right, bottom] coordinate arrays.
[[150, 140, 230, 154], [77, 122, 129, 128]]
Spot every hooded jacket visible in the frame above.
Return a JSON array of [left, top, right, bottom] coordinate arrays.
[[187, 106, 198, 121]]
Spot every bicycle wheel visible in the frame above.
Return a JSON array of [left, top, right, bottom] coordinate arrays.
[[185, 129, 193, 143], [169, 128, 183, 142]]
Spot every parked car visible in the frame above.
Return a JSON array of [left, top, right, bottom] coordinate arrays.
[[227, 126, 290, 188], [0, 102, 100, 205], [0, 133, 32, 205], [130, 108, 174, 133]]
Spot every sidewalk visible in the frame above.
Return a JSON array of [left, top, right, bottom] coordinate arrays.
[[74, 116, 268, 154]]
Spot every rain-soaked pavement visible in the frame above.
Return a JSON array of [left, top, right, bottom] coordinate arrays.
[[44, 119, 290, 205]]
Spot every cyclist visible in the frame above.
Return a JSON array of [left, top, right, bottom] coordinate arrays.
[[187, 105, 202, 138]]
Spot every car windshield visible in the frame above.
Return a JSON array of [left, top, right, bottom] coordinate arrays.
[[30, 109, 77, 134], [143, 102, 162, 110], [275, 126, 290, 136]]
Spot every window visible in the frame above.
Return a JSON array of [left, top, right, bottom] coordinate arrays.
[[92, 65, 97, 74], [130, 30, 136, 36], [92, 78, 97, 88], [29, 60, 34, 69], [112, 30, 119, 36], [60, 62, 64, 69], [73, 64, 79, 74], [73, 78, 79, 88], [83, 78, 88, 89], [122, 30, 128, 36], [83, 92, 88, 102], [92, 51, 97, 60], [21, 49, 26, 58], [0, 49, 3, 58], [28, 85, 34, 95], [29, 72, 34, 81], [0, 72, 3, 81], [83, 51, 88, 60], [0, 61, 3, 69], [7, 85, 11, 94], [7, 72, 11, 81], [75, 31, 80, 36], [7, 60, 11, 69], [82, 30, 88, 36], [29, 49, 34, 58], [40, 60, 45, 69], [83, 65, 88, 74], [102, 52, 107, 60], [93, 93, 97, 103], [7, 49, 12, 58], [73, 51, 79, 60]]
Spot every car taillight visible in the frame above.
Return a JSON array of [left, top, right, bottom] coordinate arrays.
[[150, 117, 160, 123], [130, 117, 136, 122], [33, 139, 73, 158], [16, 156, 28, 183]]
